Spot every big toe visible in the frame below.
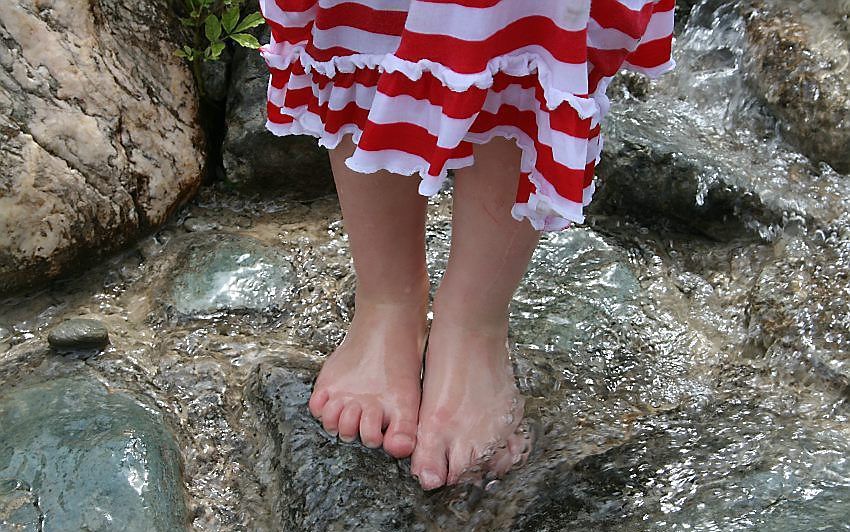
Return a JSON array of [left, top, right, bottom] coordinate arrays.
[[383, 416, 417, 458], [411, 438, 448, 490]]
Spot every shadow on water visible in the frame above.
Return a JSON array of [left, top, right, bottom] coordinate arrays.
[[2, 0, 850, 530]]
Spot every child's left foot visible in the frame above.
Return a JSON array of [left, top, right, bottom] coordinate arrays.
[[410, 313, 528, 490]]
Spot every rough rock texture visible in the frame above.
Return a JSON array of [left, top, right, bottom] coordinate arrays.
[[251, 363, 425, 531], [0, 375, 188, 531], [0, 0, 204, 294], [222, 28, 335, 198], [744, 1, 850, 173]]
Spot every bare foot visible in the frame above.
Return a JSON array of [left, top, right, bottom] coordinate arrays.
[[308, 288, 428, 458], [410, 315, 529, 490]]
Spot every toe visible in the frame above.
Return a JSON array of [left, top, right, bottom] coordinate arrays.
[[321, 398, 345, 436], [308, 387, 329, 418], [359, 406, 384, 449], [337, 403, 363, 443], [446, 444, 475, 485], [383, 416, 418, 458], [411, 437, 448, 490]]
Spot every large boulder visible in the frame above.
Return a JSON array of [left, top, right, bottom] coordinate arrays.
[[0, 375, 188, 531], [222, 28, 335, 199], [0, 0, 204, 294]]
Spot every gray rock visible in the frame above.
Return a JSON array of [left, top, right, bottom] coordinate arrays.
[[183, 216, 220, 233], [744, 1, 850, 173], [165, 233, 295, 316], [0, 376, 188, 531], [222, 27, 334, 199], [0, 479, 40, 531], [47, 318, 109, 351], [250, 363, 425, 531], [592, 106, 783, 239], [0, 0, 204, 294]]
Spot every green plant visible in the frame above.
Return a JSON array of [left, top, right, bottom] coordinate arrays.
[[175, 0, 265, 95]]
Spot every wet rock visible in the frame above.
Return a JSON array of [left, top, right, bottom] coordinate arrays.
[[744, 1, 850, 173], [222, 27, 334, 198], [183, 216, 220, 233], [0, 376, 188, 531], [0, 479, 40, 531], [250, 363, 424, 531], [745, 223, 850, 390], [0, 0, 204, 294], [47, 318, 109, 351], [592, 109, 781, 239], [165, 233, 295, 316]]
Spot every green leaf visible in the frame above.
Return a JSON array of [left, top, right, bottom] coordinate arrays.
[[222, 6, 239, 33], [174, 49, 188, 58], [233, 12, 265, 33], [204, 14, 221, 42], [210, 41, 226, 59], [228, 33, 260, 49]]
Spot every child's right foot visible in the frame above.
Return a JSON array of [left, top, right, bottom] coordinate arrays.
[[308, 290, 428, 458]]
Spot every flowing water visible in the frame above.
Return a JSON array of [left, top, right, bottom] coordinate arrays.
[[1, 1, 849, 530]]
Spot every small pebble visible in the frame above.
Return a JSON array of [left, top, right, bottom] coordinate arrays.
[[47, 318, 110, 351], [183, 217, 219, 233]]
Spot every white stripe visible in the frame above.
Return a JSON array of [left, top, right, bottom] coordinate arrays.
[[640, 9, 675, 44], [404, 0, 590, 40], [259, 0, 317, 30], [312, 24, 402, 55]]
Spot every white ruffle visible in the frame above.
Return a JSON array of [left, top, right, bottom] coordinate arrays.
[[260, 42, 600, 119], [266, 107, 596, 232]]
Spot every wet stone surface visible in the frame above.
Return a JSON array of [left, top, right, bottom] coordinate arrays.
[[47, 318, 110, 351], [0, 376, 187, 531], [164, 233, 296, 318]]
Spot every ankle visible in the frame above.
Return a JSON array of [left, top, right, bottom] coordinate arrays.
[[430, 294, 509, 338], [353, 271, 431, 309]]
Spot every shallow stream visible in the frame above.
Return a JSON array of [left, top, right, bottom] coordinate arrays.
[[1, 0, 849, 530]]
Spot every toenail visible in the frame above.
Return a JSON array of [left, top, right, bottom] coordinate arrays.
[[339, 434, 355, 443], [419, 470, 441, 489], [325, 429, 338, 438], [393, 434, 414, 448]]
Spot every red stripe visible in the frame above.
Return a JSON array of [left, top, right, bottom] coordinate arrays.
[[394, 18, 587, 74], [356, 121, 458, 176], [590, 0, 656, 39], [624, 36, 673, 68], [315, 2, 408, 36], [273, 0, 317, 12]]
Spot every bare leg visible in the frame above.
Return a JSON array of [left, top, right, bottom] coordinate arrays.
[[410, 137, 540, 489], [308, 135, 429, 458]]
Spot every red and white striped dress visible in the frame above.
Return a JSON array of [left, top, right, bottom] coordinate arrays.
[[259, 0, 675, 231]]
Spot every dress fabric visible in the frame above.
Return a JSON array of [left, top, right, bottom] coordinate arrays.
[[258, 0, 675, 231]]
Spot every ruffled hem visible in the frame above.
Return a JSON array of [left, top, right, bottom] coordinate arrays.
[[266, 114, 596, 232], [260, 42, 600, 119]]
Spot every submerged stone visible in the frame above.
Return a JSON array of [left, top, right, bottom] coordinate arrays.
[[166, 234, 294, 316], [47, 318, 109, 351], [0, 376, 188, 532]]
